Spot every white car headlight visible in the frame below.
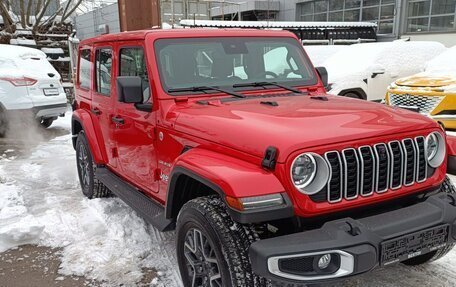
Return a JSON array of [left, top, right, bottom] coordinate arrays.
[[291, 153, 329, 195], [426, 132, 445, 168]]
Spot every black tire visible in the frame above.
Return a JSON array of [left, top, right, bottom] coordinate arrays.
[[402, 176, 455, 266], [176, 196, 269, 287], [75, 131, 110, 199], [39, 118, 54, 128], [0, 109, 7, 137]]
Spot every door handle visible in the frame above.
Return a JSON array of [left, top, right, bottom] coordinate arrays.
[[111, 116, 125, 125], [91, 107, 101, 115]]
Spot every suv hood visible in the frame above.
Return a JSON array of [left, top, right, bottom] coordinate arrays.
[[395, 73, 456, 88], [173, 95, 437, 162]]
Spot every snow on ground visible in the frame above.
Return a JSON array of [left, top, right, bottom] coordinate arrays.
[[0, 114, 181, 287], [1, 113, 456, 286]]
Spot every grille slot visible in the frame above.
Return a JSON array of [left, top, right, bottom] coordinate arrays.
[[342, 149, 359, 200], [359, 146, 375, 196], [388, 141, 404, 190], [416, 136, 427, 182], [325, 151, 343, 203], [389, 93, 444, 115], [321, 138, 429, 204], [402, 139, 417, 186]]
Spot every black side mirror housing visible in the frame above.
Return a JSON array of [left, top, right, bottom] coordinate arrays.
[[315, 67, 328, 88], [117, 76, 143, 104]]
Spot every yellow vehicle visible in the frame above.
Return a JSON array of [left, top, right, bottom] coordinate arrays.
[[385, 47, 456, 131]]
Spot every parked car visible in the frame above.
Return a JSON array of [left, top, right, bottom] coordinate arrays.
[[0, 44, 67, 135], [385, 46, 456, 131], [304, 45, 348, 67], [72, 29, 456, 286], [321, 41, 446, 101]]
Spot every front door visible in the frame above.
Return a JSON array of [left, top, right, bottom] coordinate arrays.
[[112, 45, 159, 194]]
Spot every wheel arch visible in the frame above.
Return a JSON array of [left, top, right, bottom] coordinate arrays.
[[72, 110, 107, 164], [165, 148, 292, 224], [339, 88, 367, 100]]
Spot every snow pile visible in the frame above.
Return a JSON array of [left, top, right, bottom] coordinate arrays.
[[425, 45, 456, 73], [322, 41, 446, 92], [0, 115, 181, 286], [304, 45, 348, 67]]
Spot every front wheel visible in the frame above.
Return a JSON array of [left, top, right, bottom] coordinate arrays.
[[176, 196, 268, 287], [75, 131, 110, 199], [402, 176, 455, 266]]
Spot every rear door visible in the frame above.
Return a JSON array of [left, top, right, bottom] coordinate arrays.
[[91, 45, 118, 168], [112, 44, 159, 194]]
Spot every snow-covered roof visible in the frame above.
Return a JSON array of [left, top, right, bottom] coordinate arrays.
[[179, 20, 377, 29], [0, 44, 46, 58]]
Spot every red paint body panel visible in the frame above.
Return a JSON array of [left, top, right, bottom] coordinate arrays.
[[74, 28, 447, 219], [174, 148, 285, 198]]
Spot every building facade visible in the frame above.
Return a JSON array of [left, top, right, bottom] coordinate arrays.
[[213, 0, 456, 46]]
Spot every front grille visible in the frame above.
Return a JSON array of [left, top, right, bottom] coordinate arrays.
[[324, 137, 428, 203], [389, 93, 443, 115]]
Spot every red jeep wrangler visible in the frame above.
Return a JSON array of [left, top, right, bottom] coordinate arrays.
[[72, 29, 456, 286]]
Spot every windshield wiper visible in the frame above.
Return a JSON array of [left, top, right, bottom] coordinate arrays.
[[168, 86, 245, 98], [233, 82, 306, 94]]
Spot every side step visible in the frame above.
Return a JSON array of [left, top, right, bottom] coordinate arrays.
[[95, 167, 175, 232]]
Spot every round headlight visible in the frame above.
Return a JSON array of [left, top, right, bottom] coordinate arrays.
[[291, 154, 316, 188], [291, 153, 329, 195], [426, 132, 445, 168]]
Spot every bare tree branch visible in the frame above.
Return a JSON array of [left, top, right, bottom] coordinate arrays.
[[33, 0, 52, 31], [61, 0, 83, 22], [26, 0, 34, 26], [62, 0, 73, 20], [0, 1, 14, 29], [19, 0, 26, 28], [35, 0, 43, 16]]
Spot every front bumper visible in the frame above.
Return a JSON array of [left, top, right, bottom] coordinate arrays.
[[250, 193, 456, 284]]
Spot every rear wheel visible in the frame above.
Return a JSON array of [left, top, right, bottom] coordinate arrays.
[[75, 131, 110, 199], [39, 118, 54, 128], [0, 109, 7, 137], [402, 176, 455, 266], [176, 196, 268, 287]]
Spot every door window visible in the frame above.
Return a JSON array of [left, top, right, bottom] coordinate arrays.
[[95, 48, 112, 96], [79, 49, 91, 89], [119, 47, 150, 103]]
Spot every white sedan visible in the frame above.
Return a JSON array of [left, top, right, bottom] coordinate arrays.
[[0, 44, 67, 135]]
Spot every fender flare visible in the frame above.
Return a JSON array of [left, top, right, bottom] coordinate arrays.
[[166, 148, 293, 223], [447, 135, 456, 175], [72, 110, 107, 164]]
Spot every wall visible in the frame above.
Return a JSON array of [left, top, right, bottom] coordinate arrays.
[[401, 33, 456, 48], [74, 4, 120, 40]]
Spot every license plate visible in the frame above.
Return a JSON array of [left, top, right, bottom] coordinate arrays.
[[380, 224, 449, 266], [44, 88, 59, 96], [398, 105, 420, 113]]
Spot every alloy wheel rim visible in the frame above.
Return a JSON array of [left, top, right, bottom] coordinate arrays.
[[78, 145, 90, 188], [184, 228, 222, 287]]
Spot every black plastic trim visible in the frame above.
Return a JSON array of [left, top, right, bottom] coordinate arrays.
[[447, 155, 456, 176], [166, 166, 294, 224], [250, 193, 456, 284]]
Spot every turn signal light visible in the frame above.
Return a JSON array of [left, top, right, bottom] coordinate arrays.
[[226, 194, 284, 211]]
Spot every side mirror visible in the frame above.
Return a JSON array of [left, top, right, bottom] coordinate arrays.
[[316, 67, 328, 88], [371, 68, 385, 79], [117, 76, 143, 104]]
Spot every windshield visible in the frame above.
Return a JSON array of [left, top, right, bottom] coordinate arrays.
[[154, 37, 317, 94]]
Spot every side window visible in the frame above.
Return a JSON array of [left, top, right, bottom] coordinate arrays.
[[119, 47, 150, 103], [94, 48, 112, 96], [79, 49, 91, 89]]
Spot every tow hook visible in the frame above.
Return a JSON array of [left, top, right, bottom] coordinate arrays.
[[345, 221, 362, 236]]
